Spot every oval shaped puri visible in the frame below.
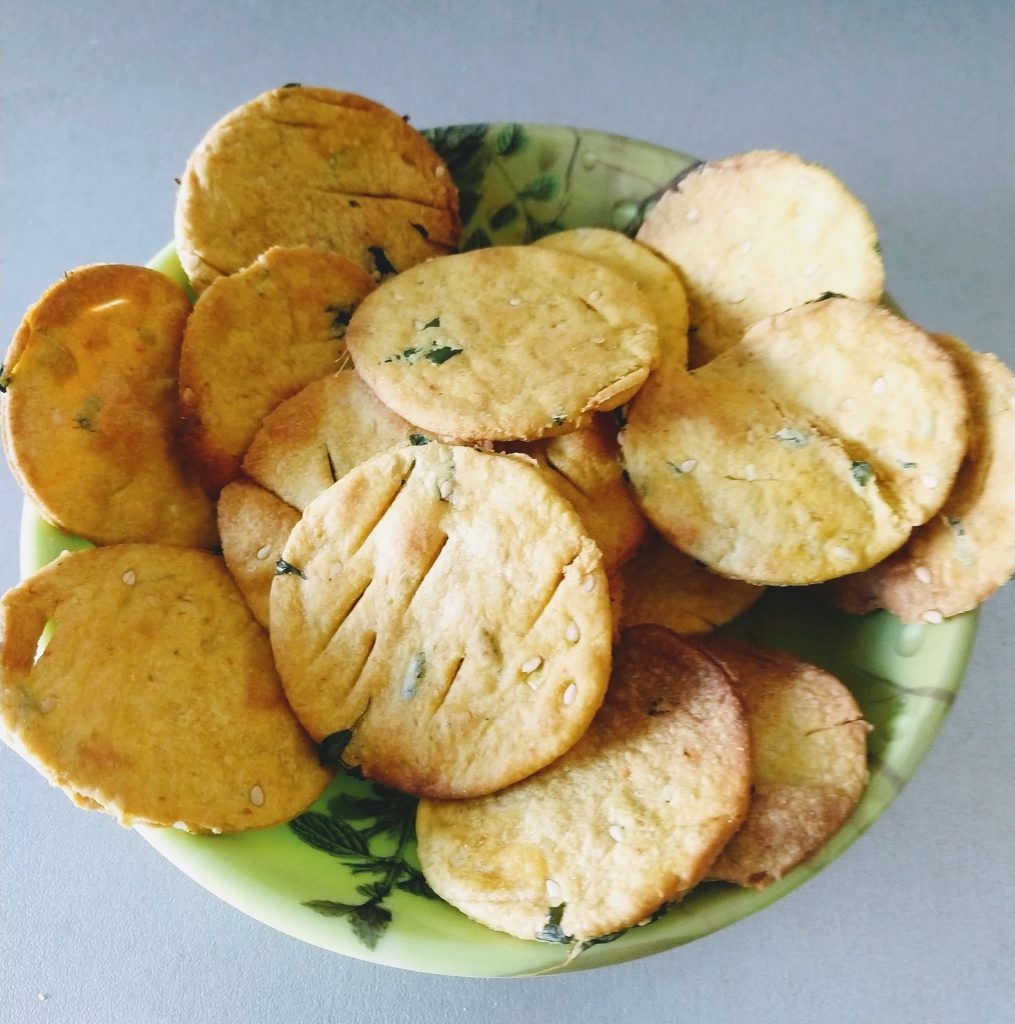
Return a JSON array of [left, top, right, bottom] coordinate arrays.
[[619, 367, 907, 585], [345, 246, 659, 442], [269, 441, 613, 798], [415, 625, 752, 942], [636, 149, 884, 366], [0, 544, 331, 832], [174, 86, 461, 294], [1, 264, 216, 547], [698, 638, 870, 890], [178, 246, 376, 494]]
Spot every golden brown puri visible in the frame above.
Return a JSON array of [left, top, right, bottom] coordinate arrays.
[[269, 442, 612, 799], [178, 245, 376, 495], [1, 264, 216, 547], [698, 637, 869, 889], [174, 85, 460, 293], [0, 544, 331, 832], [619, 529, 764, 634], [345, 246, 659, 442], [504, 416, 647, 573], [416, 625, 751, 942], [242, 369, 417, 512], [217, 478, 300, 629]]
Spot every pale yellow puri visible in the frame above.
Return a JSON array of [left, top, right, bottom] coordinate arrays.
[[824, 334, 1015, 623], [504, 416, 647, 573], [0, 264, 217, 548], [620, 530, 765, 634], [0, 545, 331, 833], [619, 365, 907, 586], [535, 227, 689, 369], [179, 245, 376, 494], [698, 637, 870, 889], [174, 85, 460, 294], [637, 150, 884, 366], [269, 441, 613, 798], [415, 625, 752, 943], [217, 478, 300, 629], [242, 369, 417, 512], [723, 297, 969, 526], [345, 246, 659, 442]]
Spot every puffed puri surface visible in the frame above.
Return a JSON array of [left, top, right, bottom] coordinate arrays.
[[0, 544, 331, 833], [269, 441, 614, 799], [415, 625, 752, 942]]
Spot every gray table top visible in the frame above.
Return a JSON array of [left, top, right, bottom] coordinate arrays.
[[1, 2, 1012, 1022]]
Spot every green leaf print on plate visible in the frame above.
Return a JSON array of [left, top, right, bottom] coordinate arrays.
[[20, 124, 976, 976]]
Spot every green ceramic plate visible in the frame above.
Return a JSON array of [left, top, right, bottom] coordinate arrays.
[[20, 123, 976, 977]]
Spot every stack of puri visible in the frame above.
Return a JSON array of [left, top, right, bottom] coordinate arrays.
[[1, 86, 1012, 946]]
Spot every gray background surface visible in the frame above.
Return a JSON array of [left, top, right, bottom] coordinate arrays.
[[1, 2, 1012, 1022]]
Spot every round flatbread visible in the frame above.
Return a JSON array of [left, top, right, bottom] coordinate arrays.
[[620, 366, 906, 585], [637, 150, 884, 365], [0, 264, 216, 547], [242, 369, 417, 511], [179, 246, 376, 494], [174, 85, 460, 293], [824, 334, 1015, 622], [0, 545, 330, 832], [535, 227, 689, 369], [218, 478, 300, 628], [415, 625, 752, 942], [505, 417, 647, 572], [620, 530, 764, 634], [345, 246, 659, 441], [270, 441, 612, 798], [724, 298, 969, 525], [698, 638, 870, 889], [620, 298, 968, 585]]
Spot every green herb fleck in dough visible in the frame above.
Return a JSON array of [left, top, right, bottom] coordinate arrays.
[[424, 344, 462, 365], [281, 82, 302, 88], [851, 460, 874, 487], [422, 316, 441, 330], [368, 246, 398, 278], [401, 652, 426, 699], [551, 411, 566, 427], [873, 239, 883, 255], [408, 434, 431, 446], [899, 459, 918, 470], [73, 395, 102, 431], [275, 558, 308, 579], [535, 904, 571, 944], [0, 364, 11, 393]]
